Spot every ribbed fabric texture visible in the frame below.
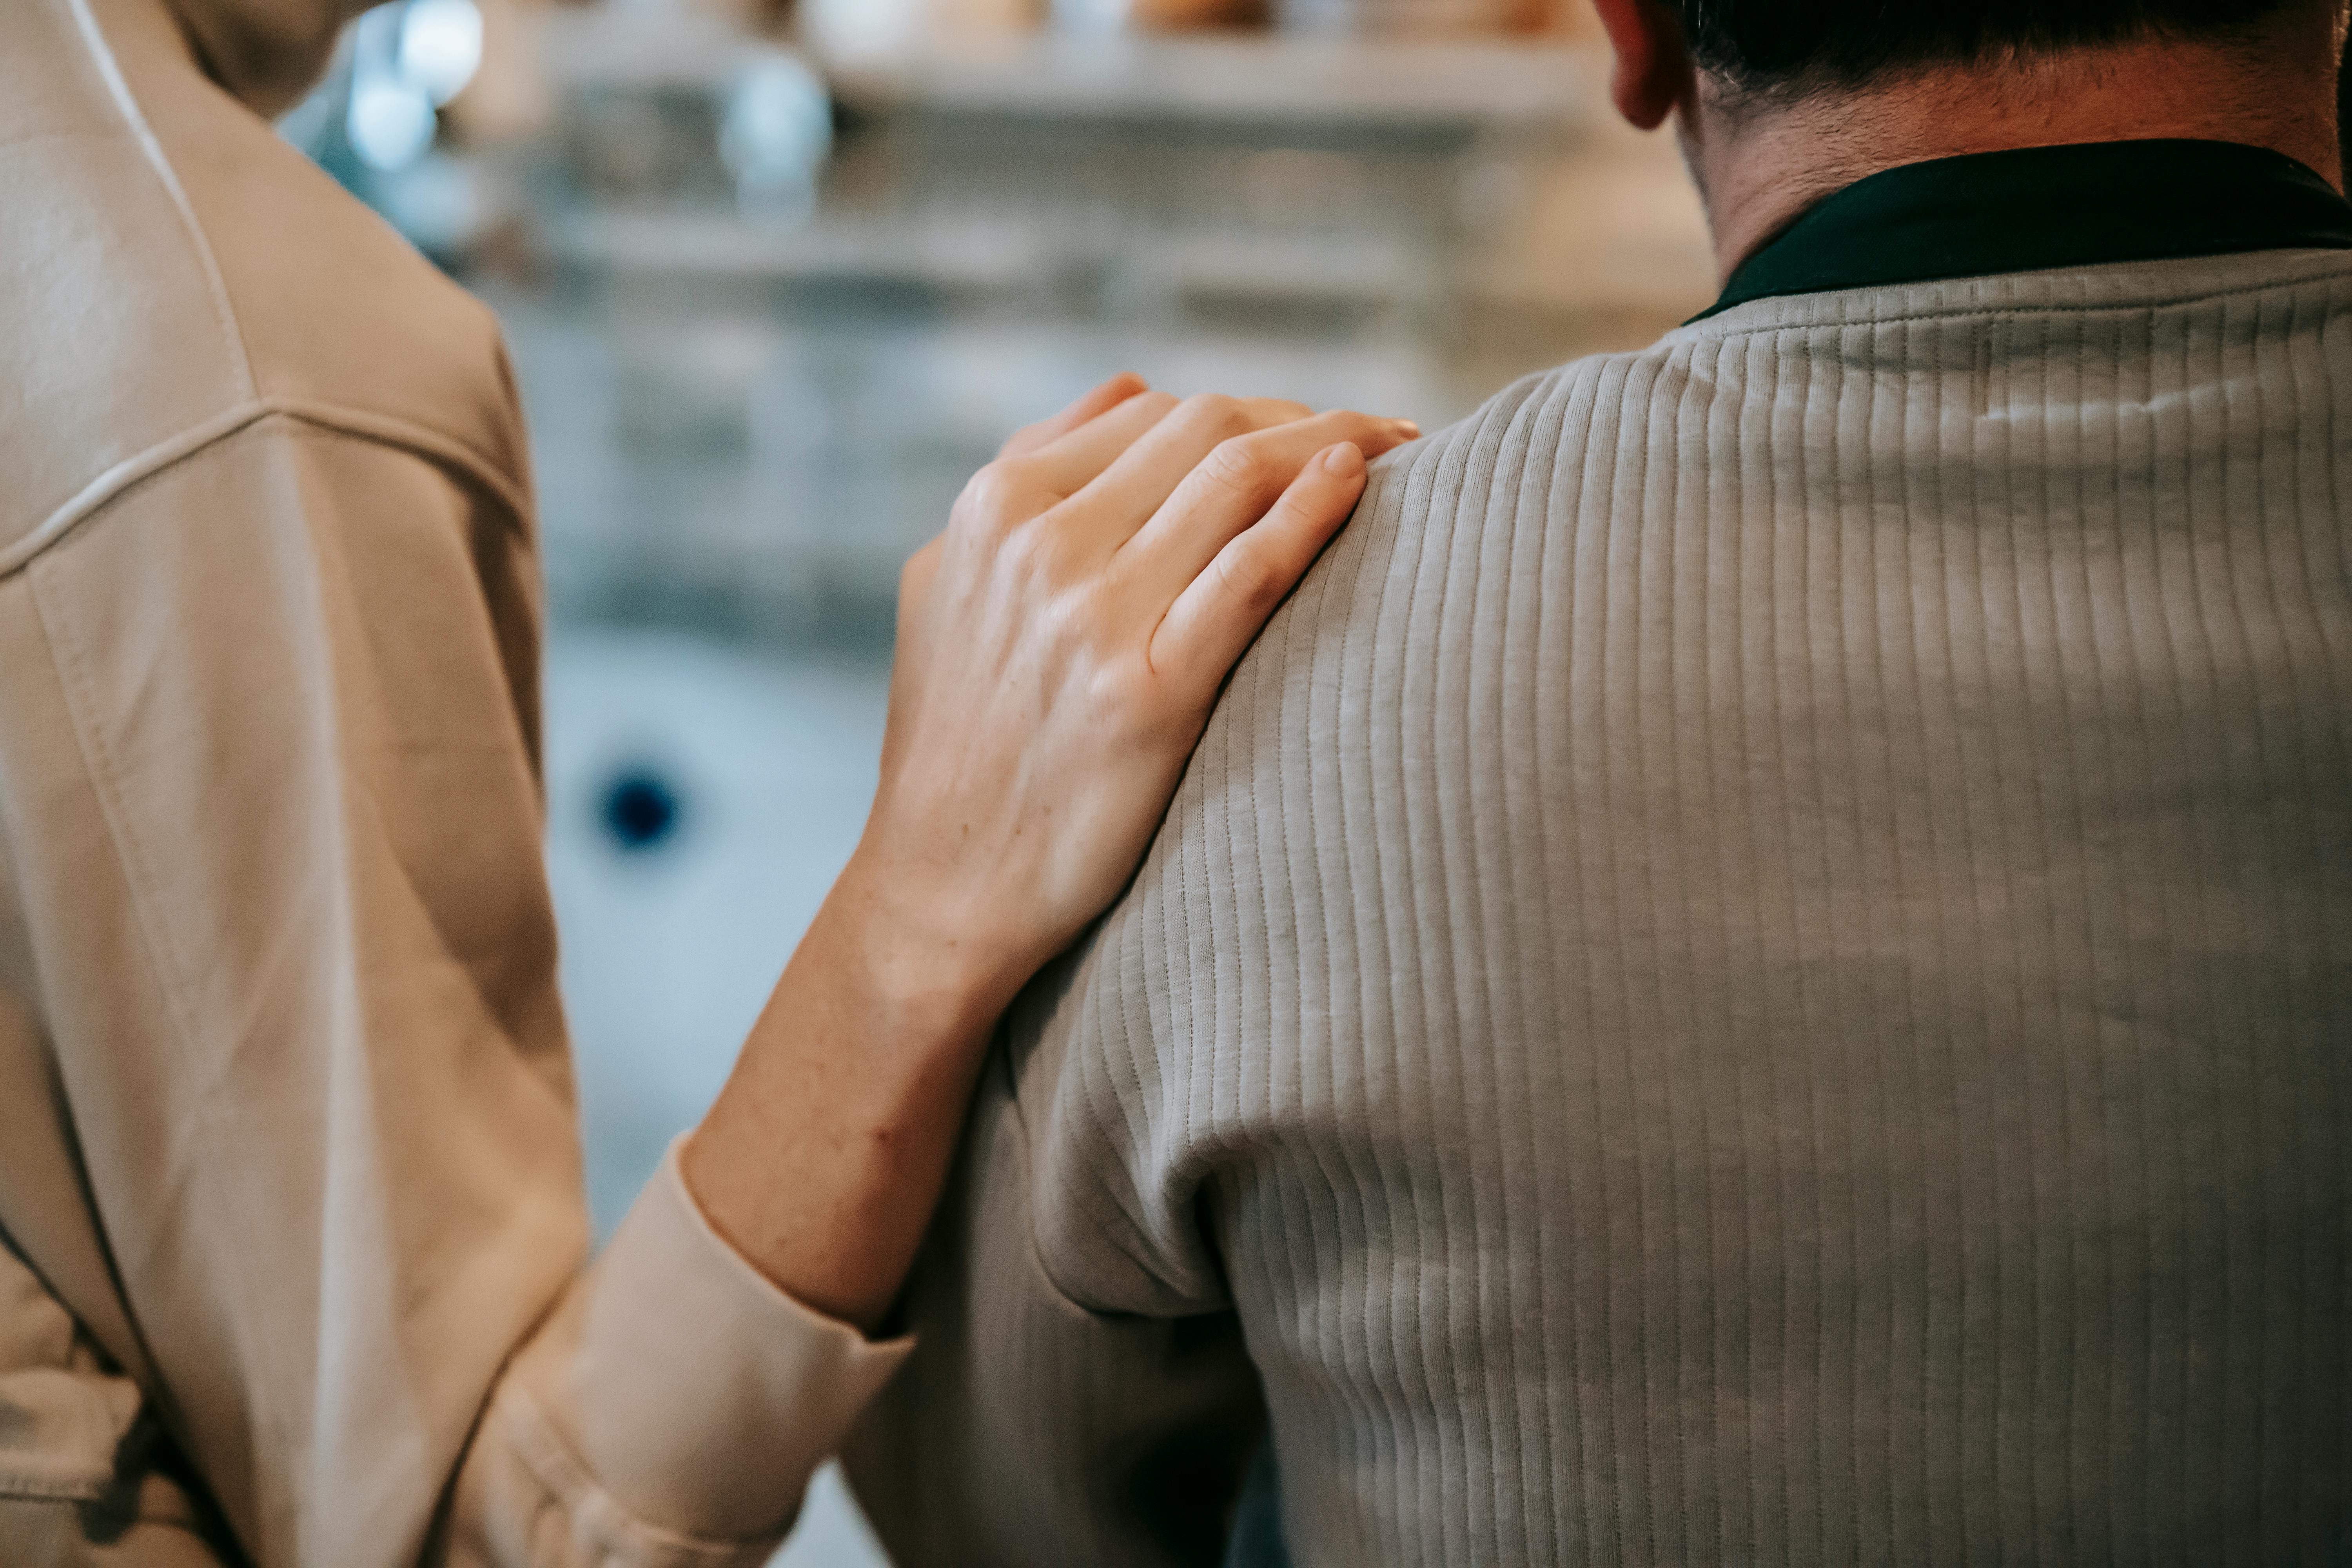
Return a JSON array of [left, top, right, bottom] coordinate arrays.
[[847, 249, 2352, 1567]]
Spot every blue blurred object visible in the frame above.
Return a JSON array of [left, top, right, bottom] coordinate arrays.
[[347, 0, 480, 171], [720, 50, 835, 227], [600, 767, 685, 852], [278, 0, 491, 258]]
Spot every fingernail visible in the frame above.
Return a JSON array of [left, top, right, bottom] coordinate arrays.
[[1323, 442, 1366, 478], [1390, 419, 1421, 438]]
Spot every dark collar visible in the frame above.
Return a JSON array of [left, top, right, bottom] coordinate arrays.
[[1696, 138, 2352, 321]]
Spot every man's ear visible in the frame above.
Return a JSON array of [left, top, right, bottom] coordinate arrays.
[[1591, 0, 1698, 131]]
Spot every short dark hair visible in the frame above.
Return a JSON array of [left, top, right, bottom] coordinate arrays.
[[1663, 0, 2303, 92]]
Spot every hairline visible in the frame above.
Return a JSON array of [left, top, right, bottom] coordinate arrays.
[[1678, 3, 2319, 110]]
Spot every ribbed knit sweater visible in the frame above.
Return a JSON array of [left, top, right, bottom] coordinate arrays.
[[846, 246, 2352, 1566]]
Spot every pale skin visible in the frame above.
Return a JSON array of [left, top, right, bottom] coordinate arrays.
[[685, 381, 1418, 1330], [1588, 0, 2352, 283]]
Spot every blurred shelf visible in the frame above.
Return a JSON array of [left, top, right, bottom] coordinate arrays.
[[501, 11, 1706, 641], [825, 30, 1599, 134], [555, 207, 1056, 289], [542, 13, 1601, 135]]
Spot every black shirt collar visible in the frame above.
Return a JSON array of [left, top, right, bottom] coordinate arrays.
[[1696, 138, 2352, 322]]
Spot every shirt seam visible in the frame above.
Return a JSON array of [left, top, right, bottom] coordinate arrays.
[[64, 0, 256, 406], [19, 567, 211, 1489], [0, 399, 533, 582], [21, 415, 535, 1277]]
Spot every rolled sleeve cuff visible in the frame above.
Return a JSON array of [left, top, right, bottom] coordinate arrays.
[[504, 1138, 914, 1550]]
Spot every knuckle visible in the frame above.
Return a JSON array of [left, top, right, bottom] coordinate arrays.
[[1012, 514, 1088, 587], [995, 515, 1051, 576], [1217, 541, 1287, 606], [958, 459, 1035, 530], [1088, 658, 1156, 721], [1200, 435, 1271, 497], [1180, 392, 1250, 438], [1243, 397, 1311, 425], [1042, 584, 1106, 659]]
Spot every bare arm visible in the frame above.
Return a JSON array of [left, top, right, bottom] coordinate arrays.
[[688, 377, 1414, 1329]]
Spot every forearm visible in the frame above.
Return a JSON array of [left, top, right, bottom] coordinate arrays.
[[682, 849, 1020, 1333]]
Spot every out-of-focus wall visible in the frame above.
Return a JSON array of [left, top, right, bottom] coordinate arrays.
[[421, 0, 1710, 640]]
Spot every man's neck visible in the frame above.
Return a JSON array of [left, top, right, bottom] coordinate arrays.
[[1679, 9, 2350, 283]]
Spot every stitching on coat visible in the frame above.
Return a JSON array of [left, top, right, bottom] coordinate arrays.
[[1, 400, 533, 582], [64, 0, 257, 405]]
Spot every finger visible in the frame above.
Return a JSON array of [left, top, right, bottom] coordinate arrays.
[[998, 373, 1150, 459], [1019, 389, 1181, 495], [1024, 393, 1313, 499], [1151, 442, 1369, 695], [1122, 408, 1417, 584], [1066, 394, 1405, 548]]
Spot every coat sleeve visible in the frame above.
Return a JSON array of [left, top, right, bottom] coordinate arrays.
[[0, 413, 906, 1567]]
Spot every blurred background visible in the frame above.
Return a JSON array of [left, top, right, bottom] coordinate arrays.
[[282, 0, 1713, 1558]]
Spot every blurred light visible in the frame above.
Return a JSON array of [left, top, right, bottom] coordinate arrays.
[[720, 53, 833, 226], [399, 0, 484, 107], [802, 0, 921, 61], [348, 77, 438, 171]]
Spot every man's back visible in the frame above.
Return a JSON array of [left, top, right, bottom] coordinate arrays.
[[849, 230, 2352, 1563]]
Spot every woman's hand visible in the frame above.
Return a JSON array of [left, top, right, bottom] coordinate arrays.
[[854, 374, 1419, 1011], [686, 375, 1417, 1330]]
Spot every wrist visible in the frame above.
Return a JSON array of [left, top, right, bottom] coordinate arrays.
[[684, 849, 1027, 1330], [820, 842, 1036, 1044]]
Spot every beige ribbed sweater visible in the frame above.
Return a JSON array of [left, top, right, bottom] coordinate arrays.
[[847, 248, 2352, 1565]]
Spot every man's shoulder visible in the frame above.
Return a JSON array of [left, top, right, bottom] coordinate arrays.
[[1258, 241, 2352, 689], [1226, 347, 1666, 712], [0, 0, 526, 574]]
